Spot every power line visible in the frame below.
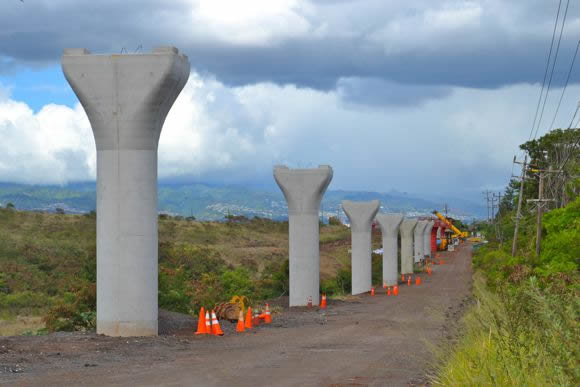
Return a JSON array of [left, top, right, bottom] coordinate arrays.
[[529, 0, 563, 141], [533, 0, 571, 140], [547, 39, 580, 132], [567, 101, 580, 129]]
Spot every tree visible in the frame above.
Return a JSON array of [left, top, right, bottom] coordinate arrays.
[[520, 128, 579, 208]]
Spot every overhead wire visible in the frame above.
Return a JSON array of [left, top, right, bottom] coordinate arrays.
[[547, 39, 580, 132], [533, 0, 571, 140], [528, 0, 563, 141], [567, 102, 580, 129]]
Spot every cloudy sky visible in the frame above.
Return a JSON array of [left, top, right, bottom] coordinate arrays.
[[1, 0, 579, 203]]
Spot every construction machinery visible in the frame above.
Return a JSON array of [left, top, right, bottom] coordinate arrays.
[[432, 210, 469, 239]]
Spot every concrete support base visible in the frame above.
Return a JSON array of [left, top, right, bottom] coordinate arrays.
[[274, 165, 333, 306], [414, 221, 428, 263], [376, 214, 403, 286], [423, 221, 435, 260], [62, 46, 190, 337], [342, 200, 380, 295], [400, 219, 418, 275]]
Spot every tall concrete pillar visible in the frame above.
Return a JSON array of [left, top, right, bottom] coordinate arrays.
[[400, 219, 418, 275], [274, 165, 333, 306], [342, 200, 380, 295], [375, 214, 403, 286], [413, 220, 428, 263], [423, 221, 435, 259], [62, 47, 190, 337]]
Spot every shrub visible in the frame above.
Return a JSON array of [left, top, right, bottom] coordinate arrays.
[[328, 216, 341, 226], [538, 197, 580, 276], [43, 283, 96, 332], [434, 273, 578, 386]]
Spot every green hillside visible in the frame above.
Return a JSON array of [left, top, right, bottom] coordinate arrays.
[[0, 182, 486, 220]]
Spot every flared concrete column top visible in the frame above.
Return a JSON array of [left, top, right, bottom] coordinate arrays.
[[342, 200, 380, 232], [273, 165, 333, 215], [400, 218, 418, 236], [375, 214, 404, 236], [62, 46, 190, 151], [414, 220, 428, 238]]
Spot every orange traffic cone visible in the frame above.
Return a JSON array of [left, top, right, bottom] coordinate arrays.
[[407, 276, 411, 286], [205, 310, 211, 334], [236, 310, 245, 333], [371, 287, 375, 296], [245, 307, 253, 329], [211, 310, 224, 336], [307, 296, 313, 308], [253, 312, 261, 327], [427, 267, 432, 276], [264, 304, 272, 324], [415, 277, 421, 285], [383, 282, 387, 289], [401, 273, 405, 281], [194, 307, 207, 335], [393, 285, 399, 296], [320, 294, 327, 309], [387, 287, 391, 296]]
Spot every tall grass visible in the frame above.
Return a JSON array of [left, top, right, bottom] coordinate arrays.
[[434, 272, 579, 386]]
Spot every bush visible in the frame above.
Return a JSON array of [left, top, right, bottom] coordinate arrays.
[[0, 291, 55, 312], [538, 197, 580, 275], [328, 216, 341, 226], [434, 273, 579, 386], [43, 283, 96, 332]]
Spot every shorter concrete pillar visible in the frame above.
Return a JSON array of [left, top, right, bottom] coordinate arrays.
[[342, 200, 380, 295], [274, 165, 333, 306], [423, 221, 435, 259], [375, 214, 403, 286], [400, 219, 418, 275], [414, 220, 428, 263]]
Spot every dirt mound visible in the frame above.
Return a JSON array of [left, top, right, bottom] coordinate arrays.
[[158, 309, 196, 335]]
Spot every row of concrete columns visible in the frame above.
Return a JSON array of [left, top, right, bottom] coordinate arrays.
[[273, 166, 439, 303], [61, 46, 441, 335]]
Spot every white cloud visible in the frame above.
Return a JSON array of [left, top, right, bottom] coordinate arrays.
[[188, 0, 312, 45], [0, 74, 578, 200], [0, 94, 94, 184]]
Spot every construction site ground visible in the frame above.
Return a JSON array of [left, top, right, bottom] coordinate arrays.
[[0, 244, 473, 386]]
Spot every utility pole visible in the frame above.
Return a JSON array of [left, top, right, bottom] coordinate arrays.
[[527, 168, 561, 258], [512, 155, 527, 257], [482, 190, 491, 222], [493, 192, 503, 242]]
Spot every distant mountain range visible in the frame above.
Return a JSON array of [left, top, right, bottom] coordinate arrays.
[[0, 182, 486, 221]]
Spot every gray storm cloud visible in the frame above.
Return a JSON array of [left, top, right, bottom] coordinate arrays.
[[0, 0, 579, 93]]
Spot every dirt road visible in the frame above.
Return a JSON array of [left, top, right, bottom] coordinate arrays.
[[1, 245, 472, 386]]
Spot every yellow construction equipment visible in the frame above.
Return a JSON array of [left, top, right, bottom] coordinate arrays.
[[432, 210, 468, 239]]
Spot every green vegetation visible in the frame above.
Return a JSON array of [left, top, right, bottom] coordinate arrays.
[[435, 128, 579, 386], [0, 208, 355, 334]]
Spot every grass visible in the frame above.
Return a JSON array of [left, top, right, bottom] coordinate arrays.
[[433, 272, 579, 386], [432, 198, 580, 385], [0, 209, 355, 334], [0, 315, 45, 336]]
